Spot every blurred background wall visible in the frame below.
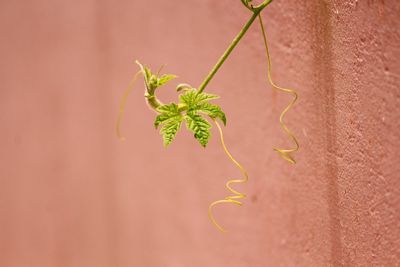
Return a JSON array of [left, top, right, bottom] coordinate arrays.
[[0, 0, 399, 266]]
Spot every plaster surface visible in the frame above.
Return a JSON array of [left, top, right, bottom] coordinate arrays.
[[0, 0, 399, 266]]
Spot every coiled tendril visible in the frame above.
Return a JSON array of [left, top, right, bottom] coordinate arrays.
[[116, 71, 142, 142], [208, 119, 249, 233], [240, 0, 273, 12], [258, 14, 299, 164], [116, 0, 298, 233]]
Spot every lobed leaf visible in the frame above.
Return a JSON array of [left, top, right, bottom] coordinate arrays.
[[156, 103, 180, 115], [196, 103, 226, 125], [179, 89, 197, 107], [154, 103, 181, 128], [179, 89, 220, 108], [195, 91, 220, 104], [185, 112, 211, 147], [160, 115, 183, 146], [154, 113, 173, 129]]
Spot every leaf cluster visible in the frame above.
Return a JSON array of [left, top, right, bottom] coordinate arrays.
[[155, 89, 226, 147], [136, 60, 177, 94], [138, 62, 226, 148]]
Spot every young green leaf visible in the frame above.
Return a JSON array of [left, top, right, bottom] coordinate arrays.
[[185, 112, 211, 147], [154, 113, 173, 129], [154, 103, 181, 128], [160, 115, 183, 146], [196, 102, 227, 125], [179, 89, 220, 108], [135, 60, 152, 83], [179, 89, 197, 107], [195, 91, 220, 104], [158, 74, 177, 87], [156, 102, 180, 114], [136, 61, 176, 93]]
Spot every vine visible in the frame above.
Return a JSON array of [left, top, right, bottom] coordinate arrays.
[[116, 0, 299, 232]]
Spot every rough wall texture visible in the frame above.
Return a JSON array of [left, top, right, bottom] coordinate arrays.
[[0, 0, 399, 266]]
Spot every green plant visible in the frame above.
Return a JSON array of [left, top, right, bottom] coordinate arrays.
[[137, 61, 226, 147], [117, 0, 299, 232]]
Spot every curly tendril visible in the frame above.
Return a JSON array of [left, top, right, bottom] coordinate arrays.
[[240, 0, 273, 12], [208, 119, 249, 233], [116, 71, 142, 142], [258, 14, 299, 164], [117, 1, 298, 234], [240, 0, 253, 10]]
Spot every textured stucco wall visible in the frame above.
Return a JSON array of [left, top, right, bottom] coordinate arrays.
[[0, 0, 399, 266]]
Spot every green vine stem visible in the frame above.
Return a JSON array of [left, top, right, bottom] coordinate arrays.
[[117, 0, 299, 232], [197, 0, 273, 93], [145, 0, 274, 109]]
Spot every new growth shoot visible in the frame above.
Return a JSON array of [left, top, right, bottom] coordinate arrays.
[[116, 0, 299, 232]]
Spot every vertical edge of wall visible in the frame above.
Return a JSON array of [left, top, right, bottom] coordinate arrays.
[[266, 0, 400, 265], [312, 0, 400, 265]]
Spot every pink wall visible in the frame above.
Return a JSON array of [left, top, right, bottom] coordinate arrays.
[[0, 0, 399, 266]]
